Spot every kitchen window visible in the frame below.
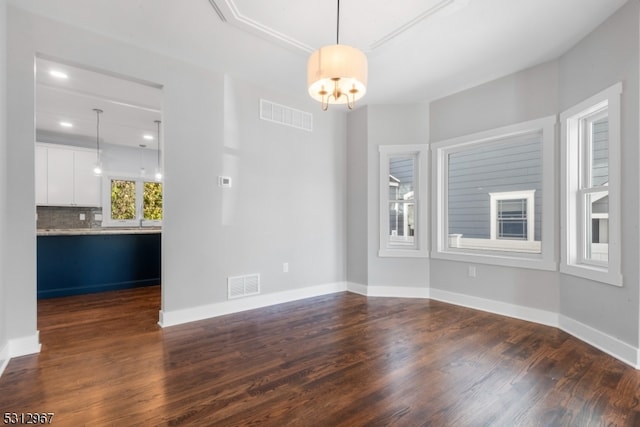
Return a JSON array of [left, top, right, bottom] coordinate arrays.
[[104, 176, 163, 227]]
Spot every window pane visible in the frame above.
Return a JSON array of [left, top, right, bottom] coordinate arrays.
[[497, 199, 527, 240], [143, 182, 163, 220], [389, 156, 414, 201], [448, 133, 542, 252], [585, 190, 608, 263], [591, 116, 609, 187], [498, 199, 527, 218], [111, 180, 136, 220], [387, 154, 416, 246], [389, 202, 415, 243]]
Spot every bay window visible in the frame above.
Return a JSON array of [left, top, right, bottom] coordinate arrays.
[[560, 83, 621, 286], [379, 144, 428, 257], [432, 116, 556, 270]]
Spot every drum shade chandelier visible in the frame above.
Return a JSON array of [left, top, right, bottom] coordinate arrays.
[[307, 0, 368, 110]]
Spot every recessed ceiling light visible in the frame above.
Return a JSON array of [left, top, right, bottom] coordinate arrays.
[[59, 121, 73, 128], [143, 134, 154, 140], [49, 70, 68, 79]]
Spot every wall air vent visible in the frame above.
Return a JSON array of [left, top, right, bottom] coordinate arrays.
[[260, 99, 313, 132], [228, 274, 261, 299]]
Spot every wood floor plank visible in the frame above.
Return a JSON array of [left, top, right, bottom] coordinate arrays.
[[2, 286, 640, 426]]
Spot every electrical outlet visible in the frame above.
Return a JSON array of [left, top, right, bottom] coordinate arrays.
[[79, 213, 86, 221], [218, 176, 232, 188], [283, 262, 289, 273], [468, 265, 477, 278]]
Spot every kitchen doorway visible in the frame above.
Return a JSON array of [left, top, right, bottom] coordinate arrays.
[[34, 57, 163, 326]]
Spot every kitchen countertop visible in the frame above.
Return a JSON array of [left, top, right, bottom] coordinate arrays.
[[37, 227, 162, 236]]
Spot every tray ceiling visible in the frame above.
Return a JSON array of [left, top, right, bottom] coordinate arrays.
[[211, 0, 470, 53]]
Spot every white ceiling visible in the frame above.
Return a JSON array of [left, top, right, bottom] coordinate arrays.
[[36, 57, 162, 149], [14, 0, 630, 146]]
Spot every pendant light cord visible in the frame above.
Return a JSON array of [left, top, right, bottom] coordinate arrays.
[[336, 0, 340, 45], [155, 120, 161, 167], [93, 108, 102, 161], [96, 111, 100, 153]]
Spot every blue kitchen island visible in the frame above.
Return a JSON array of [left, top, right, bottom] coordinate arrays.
[[37, 228, 161, 298]]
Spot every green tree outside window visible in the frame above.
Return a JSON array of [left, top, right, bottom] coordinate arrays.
[[144, 182, 163, 220], [111, 180, 136, 220]]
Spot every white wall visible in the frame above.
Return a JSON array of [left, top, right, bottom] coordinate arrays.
[[0, 0, 9, 373], [5, 5, 40, 356], [429, 60, 560, 142], [429, 60, 561, 316], [557, 0, 639, 347], [36, 132, 163, 180], [366, 105, 430, 290], [100, 144, 159, 178], [346, 104, 430, 294], [5, 7, 347, 349], [346, 107, 369, 286], [428, 0, 640, 361]]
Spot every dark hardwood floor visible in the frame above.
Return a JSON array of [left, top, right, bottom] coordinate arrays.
[[1, 286, 640, 426]]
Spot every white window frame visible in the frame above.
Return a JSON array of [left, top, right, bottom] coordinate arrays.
[[489, 190, 535, 241], [102, 173, 163, 228], [431, 116, 556, 271], [379, 144, 429, 258], [560, 82, 622, 286]]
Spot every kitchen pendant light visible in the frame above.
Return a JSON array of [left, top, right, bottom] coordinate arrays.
[[154, 120, 162, 181], [307, 0, 368, 110], [92, 108, 103, 176]]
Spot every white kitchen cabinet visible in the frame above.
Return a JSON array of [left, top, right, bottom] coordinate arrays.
[[46, 147, 75, 205], [36, 143, 101, 207], [73, 149, 101, 206], [35, 145, 48, 205]]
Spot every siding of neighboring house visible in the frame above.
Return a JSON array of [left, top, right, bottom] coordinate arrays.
[[389, 157, 414, 237], [592, 118, 609, 186], [448, 132, 542, 240], [591, 118, 609, 245], [593, 196, 609, 214]]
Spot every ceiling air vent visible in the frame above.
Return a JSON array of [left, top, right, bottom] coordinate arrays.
[[228, 274, 261, 299], [260, 99, 313, 132]]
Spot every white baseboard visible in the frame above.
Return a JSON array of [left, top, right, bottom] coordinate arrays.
[[347, 282, 430, 299], [159, 280, 640, 369], [0, 342, 9, 378], [159, 282, 348, 328], [429, 288, 559, 327], [346, 282, 368, 296], [0, 332, 42, 379], [9, 332, 41, 358], [559, 315, 639, 368], [429, 287, 639, 368]]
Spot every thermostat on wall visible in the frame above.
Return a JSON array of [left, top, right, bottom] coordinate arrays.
[[218, 176, 232, 188]]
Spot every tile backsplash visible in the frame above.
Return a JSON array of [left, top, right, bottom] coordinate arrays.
[[37, 206, 103, 230]]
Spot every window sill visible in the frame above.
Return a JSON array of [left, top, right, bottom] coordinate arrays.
[[102, 220, 163, 228], [560, 263, 622, 287], [378, 248, 429, 258], [432, 249, 557, 271]]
